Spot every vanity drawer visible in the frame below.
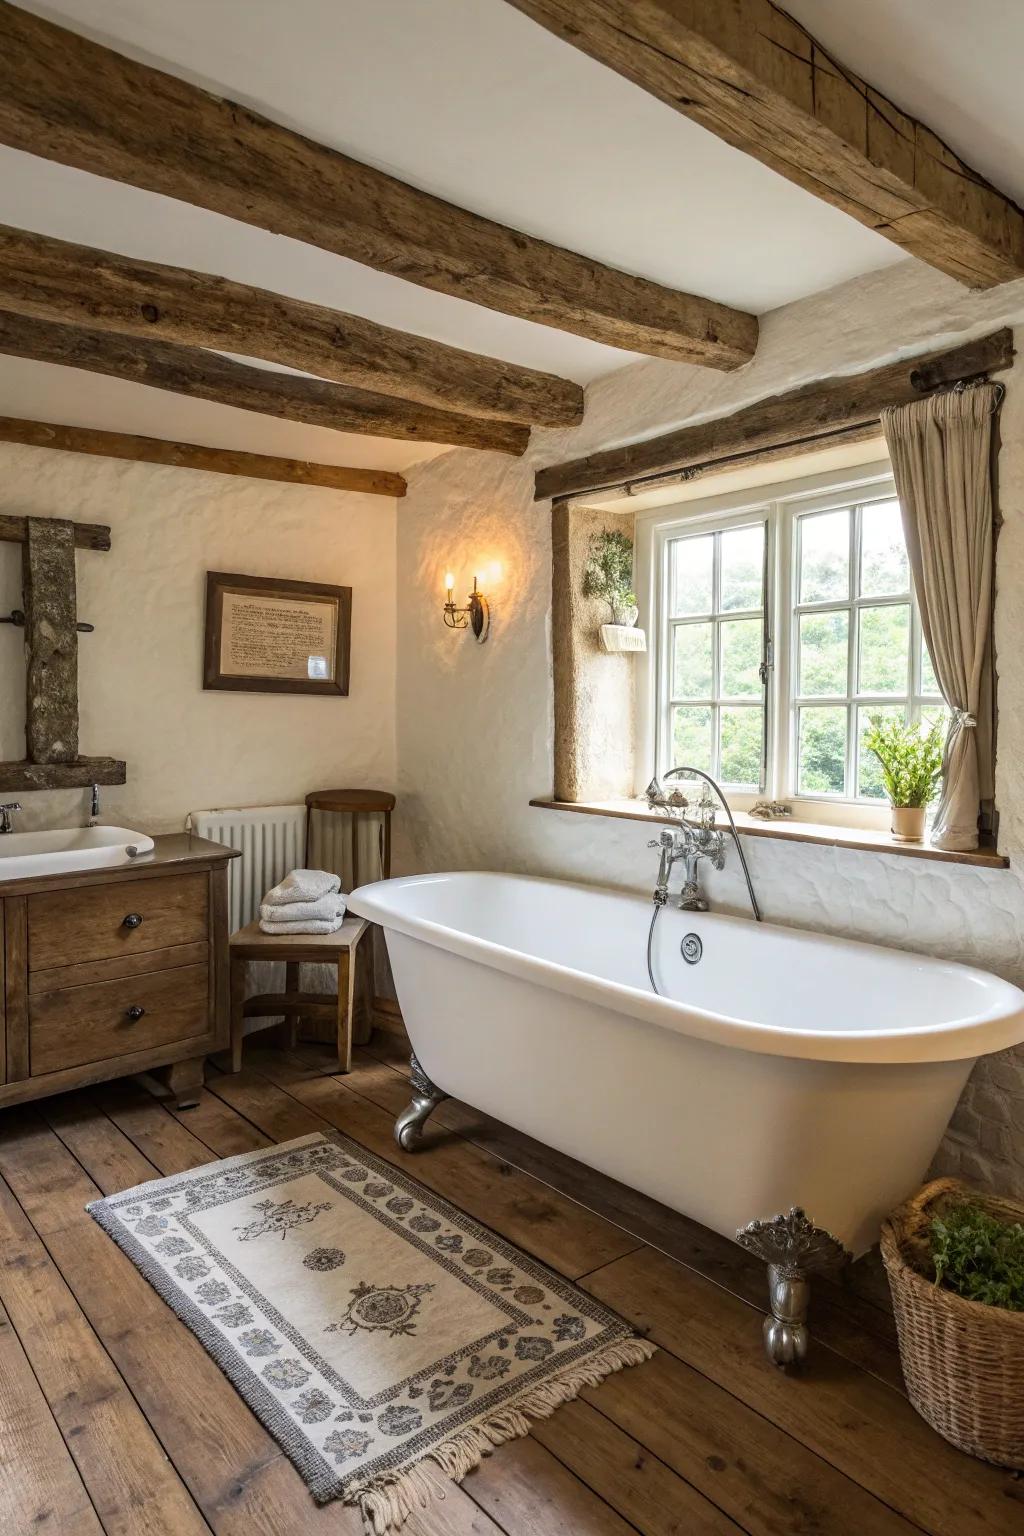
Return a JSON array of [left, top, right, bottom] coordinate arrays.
[[27, 873, 208, 971], [29, 962, 209, 1075]]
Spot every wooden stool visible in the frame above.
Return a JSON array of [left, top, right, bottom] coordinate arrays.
[[228, 916, 369, 1075]]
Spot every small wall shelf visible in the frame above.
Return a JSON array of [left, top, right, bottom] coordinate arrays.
[[0, 756, 127, 793], [600, 624, 647, 653]]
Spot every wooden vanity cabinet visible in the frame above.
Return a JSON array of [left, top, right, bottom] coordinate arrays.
[[0, 834, 238, 1109]]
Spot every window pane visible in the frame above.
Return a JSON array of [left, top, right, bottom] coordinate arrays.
[[799, 510, 849, 604], [857, 704, 905, 800], [858, 604, 909, 694], [798, 706, 847, 795], [720, 618, 762, 697], [921, 636, 941, 697], [672, 705, 713, 773], [921, 703, 950, 748], [672, 534, 713, 616], [672, 622, 713, 698], [799, 610, 849, 697], [720, 706, 763, 788], [859, 499, 909, 597], [720, 523, 764, 611]]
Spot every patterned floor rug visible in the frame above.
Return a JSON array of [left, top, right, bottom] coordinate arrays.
[[89, 1129, 654, 1532]]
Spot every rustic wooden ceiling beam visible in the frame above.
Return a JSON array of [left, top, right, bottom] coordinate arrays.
[[0, 311, 530, 457], [0, 0, 757, 371], [504, 0, 1024, 289], [534, 328, 1014, 500], [0, 224, 580, 429], [0, 418, 407, 497]]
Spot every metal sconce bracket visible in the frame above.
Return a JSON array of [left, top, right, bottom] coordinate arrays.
[[444, 575, 490, 643]]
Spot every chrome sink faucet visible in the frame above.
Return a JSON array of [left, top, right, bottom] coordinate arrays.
[[646, 767, 762, 921], [0, 801, 21, 834]]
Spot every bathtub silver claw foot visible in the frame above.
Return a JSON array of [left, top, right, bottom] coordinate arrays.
[[736, 1208, 851, 1369], [394, 1053, 447, 1151]]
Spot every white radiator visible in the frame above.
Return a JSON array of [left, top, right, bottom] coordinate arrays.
[[190, 801, 387, 1040], [190, 803, 307, 933]]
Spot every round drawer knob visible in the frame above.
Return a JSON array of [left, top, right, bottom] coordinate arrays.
[[122, 912, 144, 929], [126, 1005, 146, 1021]]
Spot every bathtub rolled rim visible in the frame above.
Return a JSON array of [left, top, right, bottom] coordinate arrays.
[[348, 870, 1024, 1066]]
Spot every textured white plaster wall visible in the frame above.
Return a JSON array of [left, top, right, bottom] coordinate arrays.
[[0, 445, 397, 832], [396, 260, 1024, 1198]]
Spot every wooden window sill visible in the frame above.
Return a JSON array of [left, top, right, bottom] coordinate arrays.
[[529, 798, 1009, 870]]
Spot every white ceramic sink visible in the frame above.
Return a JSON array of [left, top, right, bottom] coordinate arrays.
[[0, 825, 156, 880]]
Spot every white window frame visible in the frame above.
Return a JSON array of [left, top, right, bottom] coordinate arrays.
[[634, 460, 942, 828]]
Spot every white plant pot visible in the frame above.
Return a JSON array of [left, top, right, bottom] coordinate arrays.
[[891, 806, 927, 842], [611, 604, 639, 627]]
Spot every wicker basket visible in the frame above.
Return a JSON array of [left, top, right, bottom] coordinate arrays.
[[881, 1178, 1024, 1468]]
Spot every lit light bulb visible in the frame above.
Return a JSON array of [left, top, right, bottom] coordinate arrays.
[[444, 572, 454, 592]]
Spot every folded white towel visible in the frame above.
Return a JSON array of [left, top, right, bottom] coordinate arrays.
[[262, 868, 341, 907], [258, 894, 346, 925], [259, 913, 346, 936]]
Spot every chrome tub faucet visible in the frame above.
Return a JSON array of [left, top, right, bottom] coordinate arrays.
[[649, 823, 724, 912], [646, 768, 762, 922], [0, 801, 21, 834]]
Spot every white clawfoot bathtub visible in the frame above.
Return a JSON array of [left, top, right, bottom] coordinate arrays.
[[349, 871, 1024, 1262]]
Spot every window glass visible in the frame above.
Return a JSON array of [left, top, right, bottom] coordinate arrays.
[[799, 510, 849, 604], [720, 524, 764, 611], [672, 705, 713, 774], [798, 707, 847, 796], [671, 534, 713, 617], [720, 706, 762, 787], [858, 605, 910, 694], [720, 618, 762, 697], [673, 622, 713, 698], [860, 500, 909, 597], [798, 611, 848, 696]]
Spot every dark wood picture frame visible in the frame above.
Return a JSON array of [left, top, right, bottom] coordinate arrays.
[[203, 571, 352, 696]]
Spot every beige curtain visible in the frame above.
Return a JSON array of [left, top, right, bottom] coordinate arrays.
[[880, 383, 1001, 852]]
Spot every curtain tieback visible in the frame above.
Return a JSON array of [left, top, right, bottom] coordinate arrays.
[[951, 709, 977, 729]]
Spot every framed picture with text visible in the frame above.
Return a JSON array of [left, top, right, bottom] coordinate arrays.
[[203, 571, 352, 696]]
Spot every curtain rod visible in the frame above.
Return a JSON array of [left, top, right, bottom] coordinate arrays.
[[558, 369, 1007, 506], [555, 420, 884, 505]]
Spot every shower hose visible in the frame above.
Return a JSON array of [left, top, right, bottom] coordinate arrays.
[[646, 902, 662, 995]]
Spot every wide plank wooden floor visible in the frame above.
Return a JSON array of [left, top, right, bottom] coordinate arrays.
[[1, 1034, 1021, 1536]]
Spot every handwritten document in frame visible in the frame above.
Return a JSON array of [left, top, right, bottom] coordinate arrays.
[[203, 572, 351, 695]]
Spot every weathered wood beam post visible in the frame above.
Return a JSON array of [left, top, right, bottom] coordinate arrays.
[[23, 516, 78, 763], [0, 514, 125, 790]]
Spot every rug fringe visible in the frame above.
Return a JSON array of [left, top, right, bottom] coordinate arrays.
[[356, 1335, 655, 1535]]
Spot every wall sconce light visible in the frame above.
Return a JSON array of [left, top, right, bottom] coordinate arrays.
[[443, 571, 490, 643]]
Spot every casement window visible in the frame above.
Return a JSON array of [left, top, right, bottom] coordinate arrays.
[[637, 462, 946, 820]]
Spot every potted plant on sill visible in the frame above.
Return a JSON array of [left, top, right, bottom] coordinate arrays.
[[862, 714, 944, 842], [881, 1179, 1024, 1467]]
